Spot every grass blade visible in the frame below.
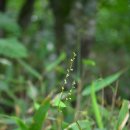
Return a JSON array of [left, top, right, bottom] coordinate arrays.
[[0, 115, 28, 130], [29, 97, 50, 130], [64, 120, 92, 130], [91, 83, 104, 129], [45, 52, 66, 72], [82, 71, 123, 96], [18, 59, 42, 80], [116, 100, 130, 130]]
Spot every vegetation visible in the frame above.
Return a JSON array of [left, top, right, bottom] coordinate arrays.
[[0, 0, 130, 130]]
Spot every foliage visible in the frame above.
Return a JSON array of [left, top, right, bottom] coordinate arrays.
[[0, 38, 27, 58], [29, 97, 50, 130], [82, 71, 123, 96], [0, 13, 21, 36], [0, 0, 130, 130], [91, 83, 104, 129], [116, 100, 130, 130], [96, 0, 130, 50]]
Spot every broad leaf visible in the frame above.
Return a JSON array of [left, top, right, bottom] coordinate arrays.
[[0, 38, 28, 58], [29, 97, 50, 130], [82, 71, 123, 96], [0, 13, 21, 36]]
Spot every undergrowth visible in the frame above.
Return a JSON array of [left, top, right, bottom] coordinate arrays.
[[0, 53, 130, 130]]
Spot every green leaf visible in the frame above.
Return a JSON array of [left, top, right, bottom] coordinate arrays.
[[0, 58, 11, 66], [0, 38, 28, 58], [12, 117, 29, 130], [18, 59, 42, 80], [52, 98, 66, 108], [0, 13, 21, 36], [0, 81, 9, 91], [64, 120, 92, 130], [91, 83, 104, 129], [82, 71, 123, 96], [116, 100, 130, 130], [34, 102, 40, 110], [45, 52, 66, 72], [0, 115, 28, 130], [29, 97, 50, 130], [82, 59, 96, 66]]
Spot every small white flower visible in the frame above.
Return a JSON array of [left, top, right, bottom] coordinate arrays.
[[72, 81, 76, 85], [70, 90, 72, 93], [64, 79, 67, 84], [68, 92, 71, 95], [70, 68, 73, 71], [66, 73, 69, 78], [62, 86, 64, 90], [73, 52, 76, 56]]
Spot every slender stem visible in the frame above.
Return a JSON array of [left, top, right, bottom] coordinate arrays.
[[76, 121, 82, 130], [75, 80, 82, 119], [75, 31, 82, 119], [111, 81, 119, 112]]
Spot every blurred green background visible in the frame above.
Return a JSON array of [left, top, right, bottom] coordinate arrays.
[[0, 0, 130, 129]]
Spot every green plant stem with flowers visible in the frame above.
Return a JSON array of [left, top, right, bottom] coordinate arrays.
[[58, 52, 76, 129]]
